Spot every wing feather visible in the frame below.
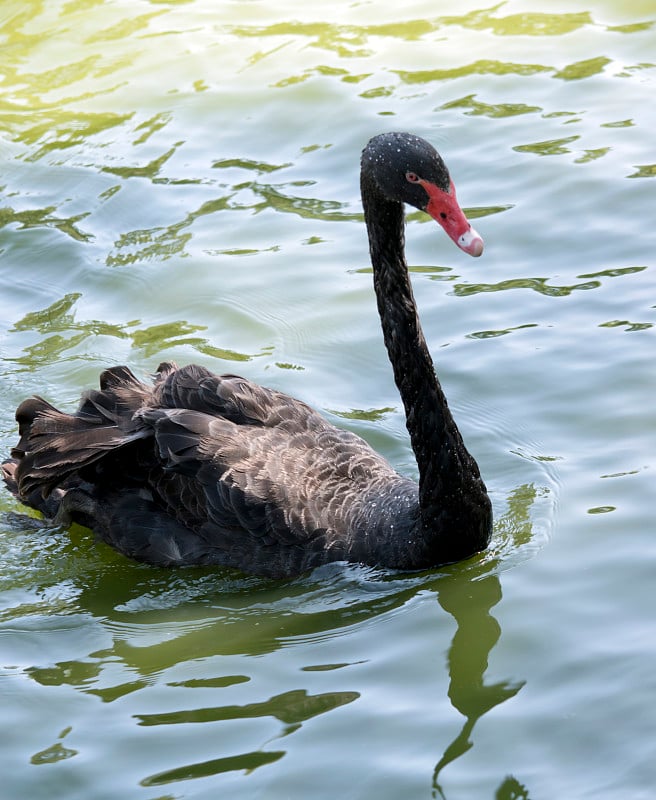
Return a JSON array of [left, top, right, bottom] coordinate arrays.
[[3, 361, 415, 576]]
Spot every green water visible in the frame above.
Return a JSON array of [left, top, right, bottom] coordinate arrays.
[[1, 1, 654, 797]]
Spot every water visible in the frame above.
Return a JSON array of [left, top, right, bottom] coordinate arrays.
[[1, 1, 654, 797]]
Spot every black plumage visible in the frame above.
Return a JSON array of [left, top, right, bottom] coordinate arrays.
[[2, 133, 492, 578]]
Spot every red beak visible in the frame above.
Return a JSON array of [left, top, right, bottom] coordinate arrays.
[[421, 179, 484, 257]]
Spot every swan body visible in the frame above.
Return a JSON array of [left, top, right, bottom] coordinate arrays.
[[2, 132, 492, 578]]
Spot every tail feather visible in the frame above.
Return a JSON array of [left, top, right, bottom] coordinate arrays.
[[5, 367, 153, 505]]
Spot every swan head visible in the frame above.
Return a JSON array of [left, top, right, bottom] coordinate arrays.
[[362, 132, 484, 257]]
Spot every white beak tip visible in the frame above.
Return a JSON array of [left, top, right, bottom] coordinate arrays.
[[458, 227, 484, 257]]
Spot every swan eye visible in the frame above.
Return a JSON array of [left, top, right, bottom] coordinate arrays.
[[406, 171, 420, 183]]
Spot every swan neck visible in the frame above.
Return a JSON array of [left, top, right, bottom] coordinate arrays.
[[361, 171, 488, 545]]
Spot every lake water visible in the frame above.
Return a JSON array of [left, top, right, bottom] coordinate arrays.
[[1, 1, 654, 798]]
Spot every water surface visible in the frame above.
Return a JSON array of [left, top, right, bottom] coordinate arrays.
[[1, 2, 655, 798]]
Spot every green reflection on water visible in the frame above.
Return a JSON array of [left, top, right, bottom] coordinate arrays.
[[212, 157, 292, 174], [432, 569, 525, 798], [0, 205, 93, 242], [554, 56, 612, 81], [599, 319, 653, 332], [142, 750, 285, 786], [577, 266, 647, 279], [328, 406, 396, 422], [229, 8, 598, 46], [8, 112, 133, 162], [136, 688, 359, 784], [106, 196, 234, 266], [440, 94, 541, 118], [453, 276, 600, 298], [9, 294, 129, 367], [169, 675, 251, 689], [495, 483, 545, 552], [30, 728, 78, 766], [432, 483, 540, 797], [608, 21, 655, 34], [238, 181, 352, 222], [439, 7, 592, 37], [135, 688, 359, 728], [600, 118, 635, 128], [396, 60, 551, 85], [512, 135, 580, 156], [130, 321, 209, 358], [627, 163, 656, 178], [133, 111, 173, 146], [101, 142, 183, 180], [469, 323, 538, 340], [102, 176, 352, 268], [7, 295, 259, 367], [228, 21, 373, 58], [575, 147, 611, 164], [83, 11, 165, 44], [8, 478, 547, 791], [130, 321, 258, 361]]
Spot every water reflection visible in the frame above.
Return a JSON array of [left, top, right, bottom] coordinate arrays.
[[453, 266, 649, 300], [628, 163, 656, 179], [228, 8, 600, 54], [429, 482, 541, 797], [6, 294, 263, 368], [575, 147, 611, 164], [103, 180, 354, 266], [142, 749, 285, 787], [0, 0, 652, 795], [513, 135, 580, 157], [453, 275, 600, 298], [395, 61, 551, 85], [239, 181, 352, 222], [101, 142, 183, 181], [554, 56, 611, 81], [0, 205, 93, 242], [17, 113, 132, 163], [439, 95, 541, 118], [14, 480, 543, 792], [396, 53, 618, 86], [431, 569, 525, 798], [30, 727, 78, 766], [132, 112, 173, 146], [135, 688, 359, 785], [136, 687, 359, 732], [9, 293, 129, 368], [439, 8, 592, 37], [212, 157, 292, 174], [106, 195, 234, 266]]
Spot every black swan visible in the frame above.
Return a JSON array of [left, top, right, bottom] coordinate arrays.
[[2, 132, 492, 578]]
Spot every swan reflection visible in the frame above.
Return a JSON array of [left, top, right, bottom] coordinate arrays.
[[431, 481, 539, 798], [18, 482, 541, 795], [432, 569, 526, 799]]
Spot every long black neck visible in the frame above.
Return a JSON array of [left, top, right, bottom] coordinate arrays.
[[361, 170, 491, 559]]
